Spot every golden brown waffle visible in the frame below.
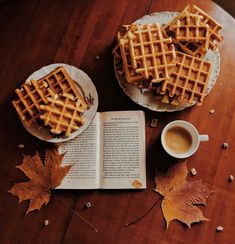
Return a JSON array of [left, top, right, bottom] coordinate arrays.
[[163, 7, 209, 57], [40, 93, 86, 137], [119, 23, 176, 88], [113, 29, 151, 88], [115, 44, 146, 88], [169, 13, 209, 57], [169, 13, 209, 48], [163, 5, 190, 35], [165, 4, 223, 54], [38, 66, 87, 108], [114, 25, 146, 88], [12, 79, 53, 126], [160, 51, 212, 105], [189, 5, 223, 50]]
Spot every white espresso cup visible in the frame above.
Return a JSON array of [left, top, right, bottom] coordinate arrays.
[[161, 120, 209, 159]]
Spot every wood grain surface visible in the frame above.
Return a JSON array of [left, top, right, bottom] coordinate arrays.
[[0, 0, 234, 243]]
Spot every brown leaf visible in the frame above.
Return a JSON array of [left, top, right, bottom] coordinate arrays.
[[154, 161, 212, 228], [9, 148, 72, 214]]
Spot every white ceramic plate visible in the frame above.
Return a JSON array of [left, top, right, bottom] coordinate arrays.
[[23, 63, 98, 143], [114, 12, 220, 112]]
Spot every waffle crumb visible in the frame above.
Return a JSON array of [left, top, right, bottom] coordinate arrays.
[[209, 109, 215, 114], [190, 168, 197, 176], [228, 175, 234, 182], [216, 226, 224, 232], [222, 143, 229, 149], [150, 118, 158, 128], [44, 220, 49, 226], [18, 144, 25, 149], [85, 201, 91, 208], [132, 180, 142, 188]]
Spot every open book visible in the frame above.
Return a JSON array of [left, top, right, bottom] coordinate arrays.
[[58, 111, 146, 189]]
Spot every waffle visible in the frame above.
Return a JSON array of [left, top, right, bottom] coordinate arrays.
[[40, 93, 86, 137], [113, 25, 153, 88], [189, 5, 223, 50], [163, 8, 206, 57], [160, 51, 212, 105], [112, 25, 145, 87], [163, 5, 190, 35], [38, 66, 87, 108], [117, 48, 147, 88], [12, 79, 53, 126], [120, 23, 176, 87], [165, 4, 223, 54], [169, 13, 209, 57], [169, 13, 209, 47], [113, 44, 146, 87]]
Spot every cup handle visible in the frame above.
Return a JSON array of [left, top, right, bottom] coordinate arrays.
[[199, 134, 209, 142]]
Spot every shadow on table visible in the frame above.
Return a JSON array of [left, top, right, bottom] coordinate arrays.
[[148, 135, 184, 175]]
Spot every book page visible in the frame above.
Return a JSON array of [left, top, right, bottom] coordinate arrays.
[[57, 113, 100, 189], [99, 111, 146, 189]]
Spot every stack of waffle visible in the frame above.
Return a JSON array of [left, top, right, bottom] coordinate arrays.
[[164, 4, 223, 58], [12, 66, 88, 137], [116, 23, 176, 90], [113, 4, 223, 106]]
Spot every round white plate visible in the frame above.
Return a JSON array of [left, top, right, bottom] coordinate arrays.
[[114, 12, 220, 112], [24, 63, 98, 143]]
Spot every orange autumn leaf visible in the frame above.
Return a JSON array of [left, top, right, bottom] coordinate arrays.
[[9, 148, 72, 214], [154, 161, 212, 228]]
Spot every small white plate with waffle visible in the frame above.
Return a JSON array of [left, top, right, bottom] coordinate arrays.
[[23, 63, 98, 143], [114, 11, 221, 112]]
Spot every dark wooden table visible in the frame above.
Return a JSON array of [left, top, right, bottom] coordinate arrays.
[[0, 0, 235, 243]]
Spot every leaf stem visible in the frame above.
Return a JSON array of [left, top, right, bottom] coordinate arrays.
[[58, 197, 98, 232], [124, 197, 161, 227]]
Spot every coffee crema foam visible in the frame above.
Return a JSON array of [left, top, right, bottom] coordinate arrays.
[[165, 126, 192, 154]]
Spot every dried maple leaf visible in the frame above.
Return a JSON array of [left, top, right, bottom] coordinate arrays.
[[154, 161, 212, 228], [9, 147, 72, 214]]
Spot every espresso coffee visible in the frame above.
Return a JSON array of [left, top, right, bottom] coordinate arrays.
[[165, 126, 192, 154]]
